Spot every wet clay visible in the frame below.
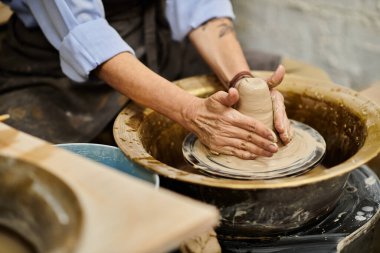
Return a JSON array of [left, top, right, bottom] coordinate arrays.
[[237, 78, 274, 130], [189, 78, 326, 179]]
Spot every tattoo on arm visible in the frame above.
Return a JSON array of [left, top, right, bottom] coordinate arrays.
[[218, 23, 234, 38], [199, 20, 210, 31]]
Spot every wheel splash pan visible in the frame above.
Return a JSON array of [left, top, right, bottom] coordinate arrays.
[[114, 72, 380, 237]]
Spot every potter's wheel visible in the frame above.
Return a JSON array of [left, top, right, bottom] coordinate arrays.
[[182, 77, 326, 180], [114, 71, 380, 237], [183, 120, 326, 180]]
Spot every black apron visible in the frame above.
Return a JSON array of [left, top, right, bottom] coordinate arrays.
[[0, 0, 280, 143]]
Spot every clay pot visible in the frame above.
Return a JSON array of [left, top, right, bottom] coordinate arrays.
[[114, 72, 380, 238]]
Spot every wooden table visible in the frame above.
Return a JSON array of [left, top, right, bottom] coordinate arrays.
[[0, 123, 219, 253]]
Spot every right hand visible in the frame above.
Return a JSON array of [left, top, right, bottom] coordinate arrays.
[[182, 88, 279, 160], [266, 65, 293, 144]]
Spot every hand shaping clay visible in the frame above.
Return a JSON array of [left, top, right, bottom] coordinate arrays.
[[183, 78, 326, 180]]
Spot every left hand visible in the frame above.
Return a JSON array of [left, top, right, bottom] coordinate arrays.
[[266, 65, 293, 144]]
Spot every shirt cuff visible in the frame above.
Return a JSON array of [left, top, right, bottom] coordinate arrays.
[[169, 0, 235, 41], [59, 18, 134, 82]]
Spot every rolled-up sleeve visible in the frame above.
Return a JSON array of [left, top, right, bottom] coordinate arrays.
[[165, 0, 235, 41], [23, 0, 134, 82]]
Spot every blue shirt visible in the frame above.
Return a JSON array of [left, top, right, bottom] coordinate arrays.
[[1, 0, 234, 82]]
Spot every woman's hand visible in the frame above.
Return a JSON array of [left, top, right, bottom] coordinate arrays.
[[182, 88, 279, 160], [181, 65, 293, 160], [266, 65, 293, 144]]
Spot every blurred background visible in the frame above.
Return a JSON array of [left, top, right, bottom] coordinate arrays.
[[1, 1, 379, 90], [232, 0, 380, 90]]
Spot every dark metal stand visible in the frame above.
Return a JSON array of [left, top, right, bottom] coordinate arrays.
[[220, 165, 380, 253]]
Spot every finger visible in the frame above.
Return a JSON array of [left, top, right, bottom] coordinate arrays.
[[215, 137, 276, 157], [211, 89, 239, 107], [217, 146, 258, 160], [217, 125, 278, 153], [266, 64, 285, 89], [271, 89, 286, 134], [226, 88, 239, 106], [270, 89, 294, 144], [228, 110, 278, 142], [289, 123, 294, 140], [283, 121, 294, 143], [279, 117, 291, 144], [220, 146, 273, 160]]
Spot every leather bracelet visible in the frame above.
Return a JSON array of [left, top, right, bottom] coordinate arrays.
[[228, 71, 254, 88]]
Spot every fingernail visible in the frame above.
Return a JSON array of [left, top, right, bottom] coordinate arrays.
[[269, 143, 278, 152], [282, 133, 290, 144], [210, 150, 220, 156], [268, 132, 278, 143], [287, 129, 293, 141]]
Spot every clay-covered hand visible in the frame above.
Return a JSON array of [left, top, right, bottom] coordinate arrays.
[[182, 89, 279, 159], [266, 65, 294, 144]]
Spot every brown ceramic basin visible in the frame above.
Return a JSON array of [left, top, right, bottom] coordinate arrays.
[[114, 72, 380, 237], [0, 156, 82, 253]]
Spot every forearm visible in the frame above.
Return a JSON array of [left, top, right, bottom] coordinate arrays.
[[189, 18, 250, 88], [96, 53, 278, 159], [96, 52, 196, 126]]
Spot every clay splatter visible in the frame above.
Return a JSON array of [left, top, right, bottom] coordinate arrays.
[[362, 206, 374, 212], [365, 176, 376, 186], [356, 211, 365, 216], [355, 215, 366, 221]]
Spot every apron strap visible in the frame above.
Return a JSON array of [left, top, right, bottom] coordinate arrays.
[[143, 2, 159, 73]]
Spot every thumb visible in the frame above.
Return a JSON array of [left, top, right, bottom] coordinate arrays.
[[212, 88, 239, 107], [267, 64, 285, 89]]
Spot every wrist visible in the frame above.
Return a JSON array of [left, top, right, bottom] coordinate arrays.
[[179, 96, 202, 132]]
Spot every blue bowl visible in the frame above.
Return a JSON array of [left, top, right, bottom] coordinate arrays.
[[57, 143, 159, 188]]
